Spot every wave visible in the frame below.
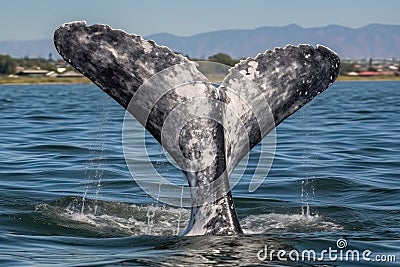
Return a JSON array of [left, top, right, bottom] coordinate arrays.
[[35, 196, 342, 237]]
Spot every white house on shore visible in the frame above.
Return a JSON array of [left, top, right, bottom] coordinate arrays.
[[16, 69, 51, 77], [15, 68, 83, 78]]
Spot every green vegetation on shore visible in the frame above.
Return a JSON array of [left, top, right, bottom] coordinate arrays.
[[0, 54, 75, 75], [1, 52, 399, 85]]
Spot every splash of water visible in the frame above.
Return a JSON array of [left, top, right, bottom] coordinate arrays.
[[176, 185, 185, 235], [241, 213, 342, 235], [81, 94, 111, 215], [300, 104, 318, 219], [36, 196, 191, 236], [35, 196, 341, 237]]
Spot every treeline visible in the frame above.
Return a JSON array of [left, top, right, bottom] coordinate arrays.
[[0, 55, 16, 75], [340, 61, 376, 74], [192, 53, 240, 67], [0, 54, 59, 75], [1, 52, 350, 76], [1, 52, 242, 76]]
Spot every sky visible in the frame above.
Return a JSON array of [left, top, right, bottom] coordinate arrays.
[[0, 0, 399, 41]]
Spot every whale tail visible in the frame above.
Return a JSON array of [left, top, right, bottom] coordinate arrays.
[[54, 21, 340, 235]]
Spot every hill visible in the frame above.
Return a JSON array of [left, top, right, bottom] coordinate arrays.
[[147, 24, 400, 59], [0, 24, 399, 59]]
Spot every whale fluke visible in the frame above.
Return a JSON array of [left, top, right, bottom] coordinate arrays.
[[54, 21, 340, 236], [222, 45, 340, 179]]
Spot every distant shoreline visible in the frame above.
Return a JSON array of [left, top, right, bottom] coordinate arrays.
[[337, 75, 400, 82], [0, 76, 92, 86], [0, 75, 399, 86]]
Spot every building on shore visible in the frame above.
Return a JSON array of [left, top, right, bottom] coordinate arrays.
[[56, 70, 83, 78], [16, 69, 51, 77]]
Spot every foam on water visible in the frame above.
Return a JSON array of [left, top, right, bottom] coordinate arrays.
[[35, 197, 191, 236], [241, 213, 342, 235], [35, 197, 342, 237]]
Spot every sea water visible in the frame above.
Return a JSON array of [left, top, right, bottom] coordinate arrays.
[[0, 82, 399, 266]]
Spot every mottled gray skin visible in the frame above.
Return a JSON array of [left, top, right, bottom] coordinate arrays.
[[222, 45, 340, 176], [54, 21, 340, 236]]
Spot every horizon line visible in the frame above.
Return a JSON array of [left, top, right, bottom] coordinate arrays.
[[0, 22, 399, 42]]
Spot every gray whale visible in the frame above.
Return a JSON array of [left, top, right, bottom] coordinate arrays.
[[54, 21, 340, 236]]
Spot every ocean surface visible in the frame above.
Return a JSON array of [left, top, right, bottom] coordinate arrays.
[[0, 81, 399, 266]]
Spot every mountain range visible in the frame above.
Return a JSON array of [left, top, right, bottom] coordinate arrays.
[[0, 24, 399, 60]]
